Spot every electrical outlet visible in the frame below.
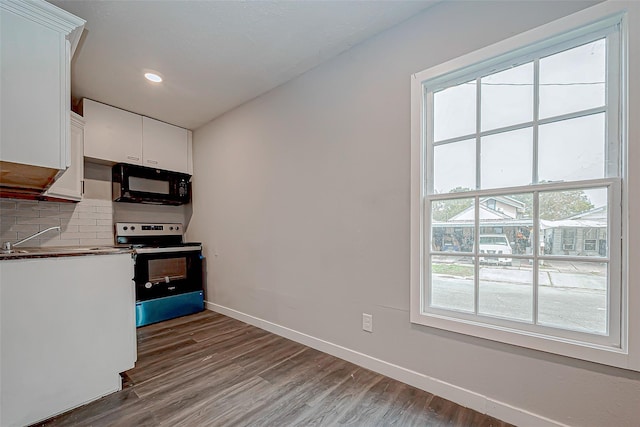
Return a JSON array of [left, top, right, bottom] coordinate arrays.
[[362, 313, 373, 333]]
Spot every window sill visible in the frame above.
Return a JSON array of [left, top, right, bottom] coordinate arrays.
[[410, 310, 635, 370]]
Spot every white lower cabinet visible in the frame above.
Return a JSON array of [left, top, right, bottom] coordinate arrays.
[[0, 253, 137, 427]]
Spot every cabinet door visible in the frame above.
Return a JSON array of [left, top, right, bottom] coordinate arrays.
[[1, 254, 136, 427], [1, 7, 65, 170], [83, 99, 143, 164], [45, 113, 84, 201], [142, 117, 189, 173]]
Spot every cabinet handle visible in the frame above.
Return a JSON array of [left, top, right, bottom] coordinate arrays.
[[127, 156, 140, 161], [146, 160, 158, 165]]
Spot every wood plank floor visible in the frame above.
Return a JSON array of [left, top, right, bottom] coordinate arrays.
[[35, 310, 513, 427]]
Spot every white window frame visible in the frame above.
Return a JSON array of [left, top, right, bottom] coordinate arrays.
[[562, 229, 577, 252], [584, 228, 598, 252], [410, 3, 634, 369], [584, 238, 598, 252]]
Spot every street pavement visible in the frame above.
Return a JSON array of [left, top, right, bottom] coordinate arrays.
[[429, 262, 607, 334]]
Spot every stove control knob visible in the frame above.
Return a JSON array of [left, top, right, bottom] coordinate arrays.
[[169, 226, 174, 230], [123, 226, 128, 231], [145, 282, 152, 289], [131, 226, 136, 231], [176, 226, 180, 231]]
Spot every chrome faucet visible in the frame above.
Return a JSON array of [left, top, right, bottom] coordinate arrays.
[[2, 226, 61, 253]]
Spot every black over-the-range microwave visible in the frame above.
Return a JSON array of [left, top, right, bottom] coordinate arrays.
[[112, 163, 191, 205]]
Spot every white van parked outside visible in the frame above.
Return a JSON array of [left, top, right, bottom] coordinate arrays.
[[479, 234, 513, 266]]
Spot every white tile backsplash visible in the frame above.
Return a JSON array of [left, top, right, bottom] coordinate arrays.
[[0, 198, 114, 247], [16, 216, 63, 225], [67, 218, 99, 226], [78, 211, 112, 220]]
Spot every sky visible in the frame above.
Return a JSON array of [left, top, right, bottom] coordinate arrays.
[[430, 38, 608, 208]]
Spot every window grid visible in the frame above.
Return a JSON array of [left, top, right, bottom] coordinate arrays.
[[432, 106, 608, 148], [532, 57, 540, 185], [426, 185, 617, 334], [532, 190, 540, 325], [421, 27, 621, 346]]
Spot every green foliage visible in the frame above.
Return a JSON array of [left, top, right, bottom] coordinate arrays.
[[539, 190, 594, 220], [432, 199, 473, 221], [509, 193, 533, 218], [433, 187, 595, 222], [511, 190, 594, 220], [432, 187, 473, 221], [432, 263, 474, 277]]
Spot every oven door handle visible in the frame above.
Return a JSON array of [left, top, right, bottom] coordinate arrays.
[[134, 246, 202, 254]]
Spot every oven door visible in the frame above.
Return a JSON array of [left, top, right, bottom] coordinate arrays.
[[133, 249, 203, 301]]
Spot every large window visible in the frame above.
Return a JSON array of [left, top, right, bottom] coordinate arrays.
[[411, 10, 629, 367]]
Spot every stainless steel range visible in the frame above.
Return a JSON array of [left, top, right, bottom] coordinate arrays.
[[116, 223, 204, 327]]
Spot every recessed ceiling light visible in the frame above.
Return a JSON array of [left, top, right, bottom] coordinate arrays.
[[144, 72, 162, 83]]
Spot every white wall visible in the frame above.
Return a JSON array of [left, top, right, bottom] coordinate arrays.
[[189, 1, 640, 426]]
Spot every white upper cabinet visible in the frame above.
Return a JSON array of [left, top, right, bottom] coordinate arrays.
[[142, 117, 189, 173], [83, 98, 143, 165], [83, 99, 192, 174], [0, 0, 84, 171], [45, 112, 84, 201]]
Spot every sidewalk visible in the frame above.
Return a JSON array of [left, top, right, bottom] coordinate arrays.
[[479, 263, 606, 291]]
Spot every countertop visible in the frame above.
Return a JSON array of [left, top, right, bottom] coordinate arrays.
[[0, 246, 132, 261]]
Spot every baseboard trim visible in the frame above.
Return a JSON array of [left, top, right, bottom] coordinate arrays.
[[206, 301, 566, 427]]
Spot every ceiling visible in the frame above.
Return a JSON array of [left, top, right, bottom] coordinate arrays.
[[49, 1, 438, 130]]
